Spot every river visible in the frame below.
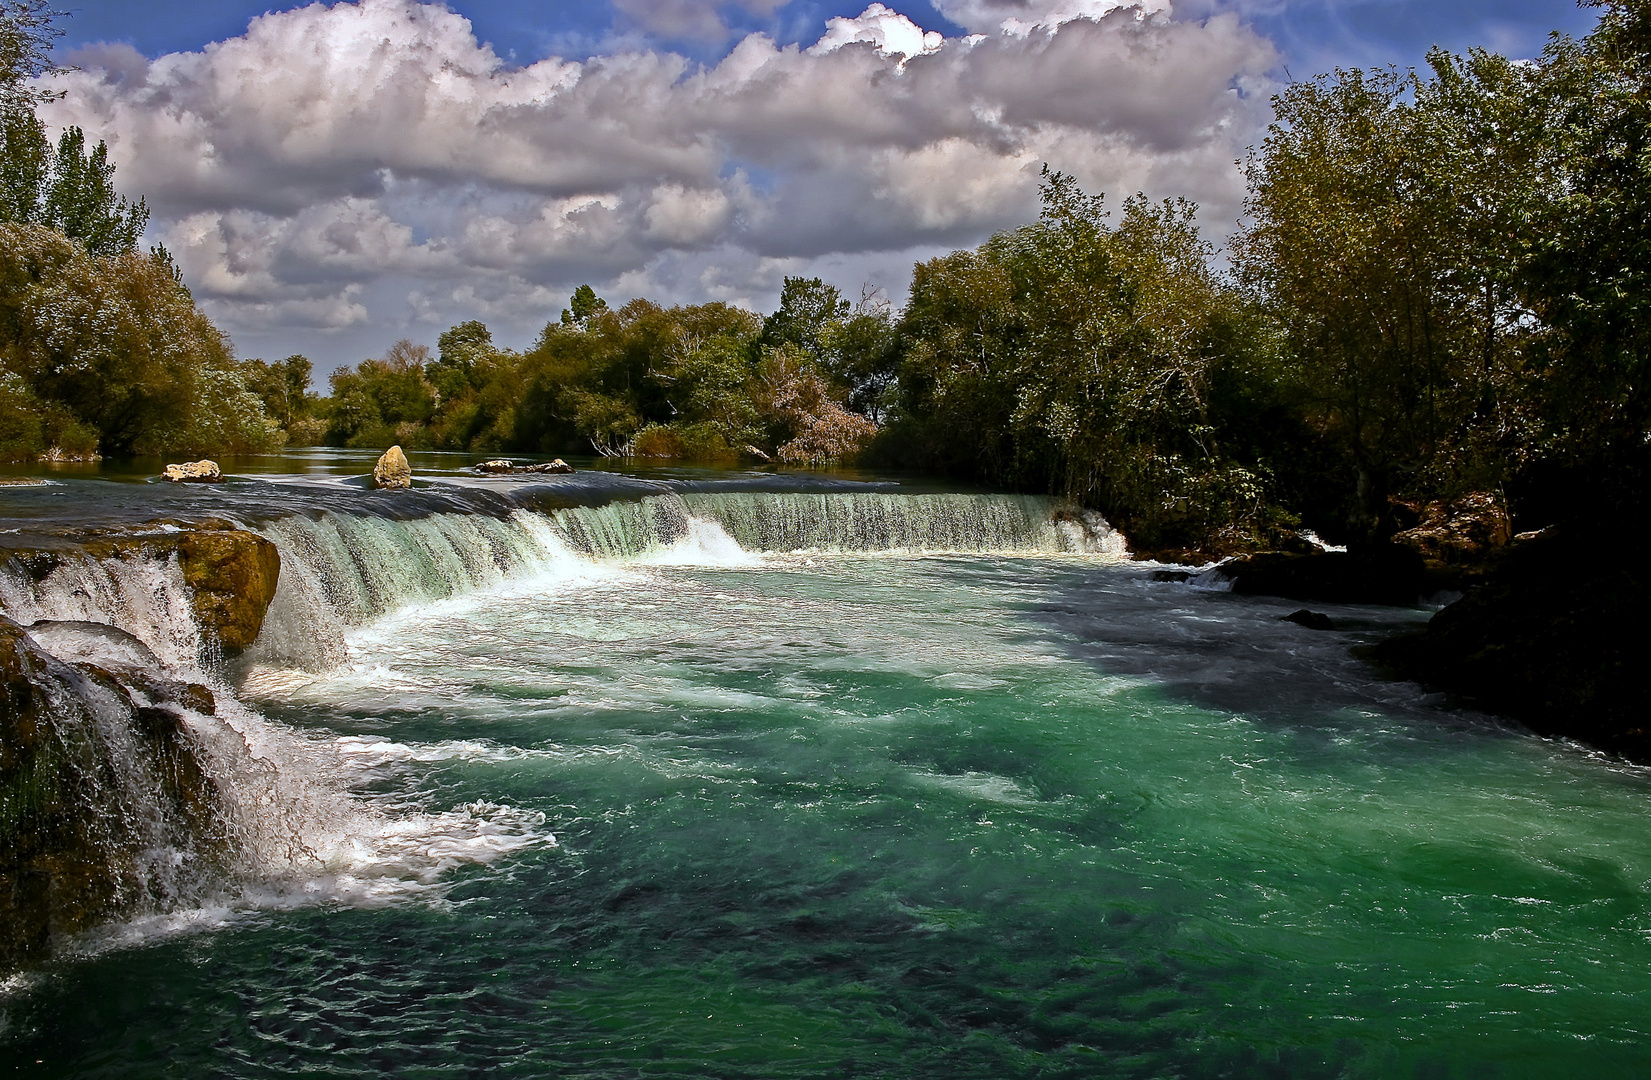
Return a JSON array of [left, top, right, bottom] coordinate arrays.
[[2, 452, 1648, 1077]]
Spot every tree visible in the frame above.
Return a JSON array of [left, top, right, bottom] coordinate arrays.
[[1233, 65, 1534, 543], [560, 284, 608, 330], [0, 223, 279, 456]]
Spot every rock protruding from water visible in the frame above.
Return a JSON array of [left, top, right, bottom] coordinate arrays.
[[373, 446, 411, 489], [1282, 609, 1334, 631], [1215, 545, 1426, 607], [162, 460, 223, 483], [4, 520, 281, 655], [0, 615, 227, 971], [1372, 526, 1646, 761], [174, 527, 282, 653], [1392, 492, 1512, 566], [474, 459, 574, 475]]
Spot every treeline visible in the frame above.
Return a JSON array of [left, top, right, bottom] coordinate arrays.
[[0, 1, 278, 461], [306, 280, 888, 467]]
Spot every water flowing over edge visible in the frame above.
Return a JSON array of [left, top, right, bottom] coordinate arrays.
[[0, 491, 1120, 963]]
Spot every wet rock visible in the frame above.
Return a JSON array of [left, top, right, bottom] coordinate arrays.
[[1392, 492, 1512, 565], [9, 521, 281, 655], [373, 445, 411, 489], [162, 460, 223, 483], [175, 527, 281, 653], [1371, 527, 1647, 761], [742, 445, 773, 463], [1281, 609, 1334, 631], [1151, 570, 1195, 583], [473, 458, 575, 475], [1215, 545, 1426, 607], [0, 615, 226, 972]]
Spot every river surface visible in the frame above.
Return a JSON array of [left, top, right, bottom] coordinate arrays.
[[2, 453, 1649, 1077]]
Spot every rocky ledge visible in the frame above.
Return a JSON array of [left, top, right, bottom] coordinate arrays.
[[474, 458, 575, 475], [1, 616, 228, 970], [1371, 527, 1645, 762], [2, 519, 280, 655]]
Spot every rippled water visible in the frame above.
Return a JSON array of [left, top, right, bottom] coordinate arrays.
[[6, 532, 1651, 1078]]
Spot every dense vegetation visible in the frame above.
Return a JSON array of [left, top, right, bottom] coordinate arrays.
[[3, 0, 1648, 558]]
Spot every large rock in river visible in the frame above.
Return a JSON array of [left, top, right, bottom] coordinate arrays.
[[0, 616, 226, 971], [8, 520, 280, 655], [1372, 526, 1646, 761], [162, 460, 223, 483], [373, 445, 411, 489], [1214, 544, 1427, 607]]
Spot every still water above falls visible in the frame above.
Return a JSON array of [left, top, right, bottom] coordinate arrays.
[[1, 466, 1649, 1078]]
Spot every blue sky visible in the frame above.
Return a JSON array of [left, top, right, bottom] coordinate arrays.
[[55, 0, 1598, 71], [40, 0, 1602, 367]]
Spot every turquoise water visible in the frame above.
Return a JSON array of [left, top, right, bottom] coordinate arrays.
[[4, 499, 1651, 1077]]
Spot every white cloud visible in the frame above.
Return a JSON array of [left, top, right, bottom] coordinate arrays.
[[38, 0, 1276, 360]]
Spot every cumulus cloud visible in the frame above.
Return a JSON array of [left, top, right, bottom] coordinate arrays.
[[38, 0, 1276, 359]]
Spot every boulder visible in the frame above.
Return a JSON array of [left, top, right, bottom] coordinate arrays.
[[476, 459, 516, 473], [0, 615, 226, 971], [162, 460, 222, 483], [1393, 492, 1512, 565], [11, 520, 280, 656], [1215, 544, 1426, 607], [373, 445, 411, 489], [1281, 609, 1334, 631], [174, 528, 281, 653], [1371, 526, 1647, 761]]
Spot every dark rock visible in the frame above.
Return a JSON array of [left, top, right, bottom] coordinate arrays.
[[1216, 545, 1426, 606], [1151, 570, 1194, 583], [1281, 609, 1334, 631], [0, 615, 226, 972], [1371, 526, 1648, 761]]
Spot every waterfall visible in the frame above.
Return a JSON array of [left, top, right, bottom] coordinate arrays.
[[245, 493, 1123, 670], [0, 489, 1116, 965]]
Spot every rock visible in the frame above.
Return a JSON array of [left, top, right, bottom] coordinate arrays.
[[1215, 545, 1426, 607], [1281, 609, 1334, 631], [474, 458, 575, 475], [162, 460, 222, 483], [373, 445, 411, 489], [1371, 526, 1647, 761], [12, 521, 281, 656], [742, 445, 773, 463], [0, 615, 226, 971], [25, 620, 162, 671], [1151, 570, 1195, 583], [174, 527, 281, 653], [1392, 492, 1512, 565]]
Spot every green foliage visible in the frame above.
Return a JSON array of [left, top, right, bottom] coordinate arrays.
[[0, 223, 280, 458], [243, 354, 324, 444], [885, 169, 1278, 550]]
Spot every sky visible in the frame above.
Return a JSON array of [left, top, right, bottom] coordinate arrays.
[[40, 0, 1601, 369]]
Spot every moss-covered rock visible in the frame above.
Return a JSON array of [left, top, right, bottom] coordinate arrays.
[[7, 520, 280, 655], [0, 616, 228, 971]]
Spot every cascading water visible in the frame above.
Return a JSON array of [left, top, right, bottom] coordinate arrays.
[[4, 489, 1116, 966], [8, 465, 1651, 1077], [244, 493, 1122, 671]]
